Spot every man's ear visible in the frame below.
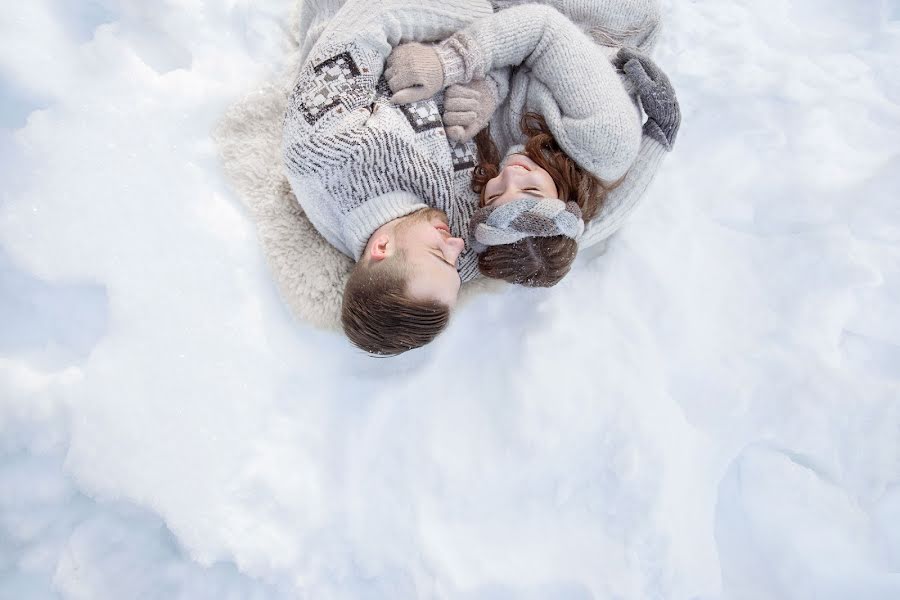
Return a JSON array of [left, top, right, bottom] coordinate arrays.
[[368, 233, 391, 263]]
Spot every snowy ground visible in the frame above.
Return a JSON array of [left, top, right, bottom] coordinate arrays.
[[2, 0, 899, 598]]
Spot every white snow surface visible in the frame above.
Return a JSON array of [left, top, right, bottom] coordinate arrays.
[[1, 0, 899, 598]]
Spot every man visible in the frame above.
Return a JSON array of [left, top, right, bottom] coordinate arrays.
[[282, 0, 496, 355]]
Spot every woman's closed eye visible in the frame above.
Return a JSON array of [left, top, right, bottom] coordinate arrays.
[[488, 188, 540, 203]]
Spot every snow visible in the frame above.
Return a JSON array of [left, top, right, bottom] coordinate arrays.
[[1, 0, 899, 598]]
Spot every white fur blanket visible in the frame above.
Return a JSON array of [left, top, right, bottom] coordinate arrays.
[[214, 0, 500, 330]]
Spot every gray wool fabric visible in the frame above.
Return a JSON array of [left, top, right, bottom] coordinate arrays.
[[282, 0, 496, 282], [614, 47, 680, 149], [469, 198, 585, 253]]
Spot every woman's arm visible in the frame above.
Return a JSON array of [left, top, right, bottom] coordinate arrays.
[[579, 49, 681, 246], [491, 0, 661, 52], [388, 5, 642, 179], [578, 134, 667, 247]]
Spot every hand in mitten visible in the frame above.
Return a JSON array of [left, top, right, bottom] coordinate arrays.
[[386, 43, 445, 105], [613, 48, 681, 150], [442, 79, 499, 143]]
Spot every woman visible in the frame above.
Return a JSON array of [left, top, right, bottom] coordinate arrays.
[[385, 1, 681, 286]]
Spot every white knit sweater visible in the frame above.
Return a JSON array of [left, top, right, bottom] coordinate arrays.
[[282, 0, 494, 281]]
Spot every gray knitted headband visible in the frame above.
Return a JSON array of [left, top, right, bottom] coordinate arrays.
[[468, 198, 585, 254]]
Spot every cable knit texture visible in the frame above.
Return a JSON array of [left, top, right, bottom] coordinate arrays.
[[282, 0, 494, 279]]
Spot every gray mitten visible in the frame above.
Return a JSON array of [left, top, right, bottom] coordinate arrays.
[[443, 79, 499, 142], [614, 48, 681, 150], [386, 43, 445, 105]]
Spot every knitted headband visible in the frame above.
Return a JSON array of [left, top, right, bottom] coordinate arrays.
[[468, 198, 585, 254]]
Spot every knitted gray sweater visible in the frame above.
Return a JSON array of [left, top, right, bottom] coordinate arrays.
[[282, 0, 494, 282]]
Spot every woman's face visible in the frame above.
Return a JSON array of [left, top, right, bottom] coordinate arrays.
[[483, 154, 559, 208]]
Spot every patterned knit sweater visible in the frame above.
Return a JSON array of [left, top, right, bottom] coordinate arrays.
[[443, 0, 674, 247], [282, 0, 494, 282]]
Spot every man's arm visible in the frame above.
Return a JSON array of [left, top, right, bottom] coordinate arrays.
[[285, 0, 494, 167], [307, 0, 494, 82]]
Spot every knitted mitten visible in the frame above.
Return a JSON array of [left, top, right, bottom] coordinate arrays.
[[386, 43, 445, 104], [614, 48, 681, 150], [443, 78, 499, 142]]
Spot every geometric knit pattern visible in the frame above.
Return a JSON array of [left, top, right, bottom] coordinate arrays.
[[290, 44, 380, 124], [449, 139, 478, 172], [298, 51, 364, 125], [399, 100, 443, 132]]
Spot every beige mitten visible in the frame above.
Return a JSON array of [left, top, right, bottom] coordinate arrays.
[[443, 78, 499, 142], [385, 42, 445, 104]]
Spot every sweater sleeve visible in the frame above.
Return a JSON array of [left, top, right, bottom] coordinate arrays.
[[309, 0, 494, 80], [436, 4, 641, 180], [491, 0, 661, 52], [285, 0, 493, 159], [577, 134, 668, 248]]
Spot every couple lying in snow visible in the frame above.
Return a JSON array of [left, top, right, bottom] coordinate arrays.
[[282, 0, 680, 355]]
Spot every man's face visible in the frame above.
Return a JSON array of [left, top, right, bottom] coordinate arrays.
[[394, 208, 465, 307]]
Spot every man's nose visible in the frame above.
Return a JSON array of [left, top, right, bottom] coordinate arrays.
[[446, 236, 465, 263]]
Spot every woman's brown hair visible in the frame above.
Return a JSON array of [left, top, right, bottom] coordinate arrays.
[[472, 113, 618, 287]]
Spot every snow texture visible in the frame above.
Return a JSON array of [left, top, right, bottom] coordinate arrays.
[[1, 0, 899, 598]]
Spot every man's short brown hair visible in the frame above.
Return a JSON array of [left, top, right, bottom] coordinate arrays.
[[341, 253, 451, 356]]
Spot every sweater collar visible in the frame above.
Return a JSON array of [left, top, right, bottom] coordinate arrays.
[[344, 191, 428, 261]]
